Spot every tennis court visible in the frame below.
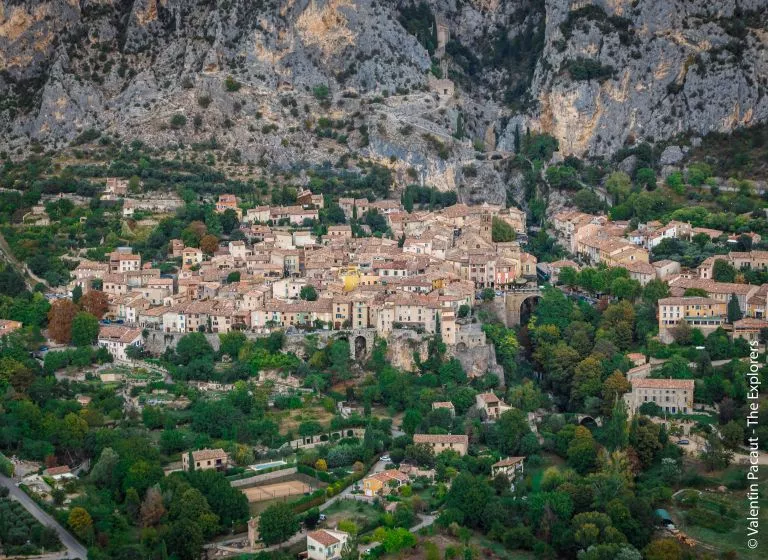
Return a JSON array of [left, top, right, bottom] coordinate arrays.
[[242, 479, 313, 502]]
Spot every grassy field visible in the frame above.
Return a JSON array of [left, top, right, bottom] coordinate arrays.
[[322, 498, 381, 533], [275, 405, 336, 435], [669, 473, 768, 559]]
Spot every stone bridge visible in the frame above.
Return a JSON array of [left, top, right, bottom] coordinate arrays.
[[575, 414, 603, 427], [495, 287, 542, 327]]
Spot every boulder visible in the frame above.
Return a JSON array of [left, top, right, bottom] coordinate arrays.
[[660, 145, 684, 166]]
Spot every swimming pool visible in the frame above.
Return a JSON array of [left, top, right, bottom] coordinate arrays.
[[249, 460, 287, 472]]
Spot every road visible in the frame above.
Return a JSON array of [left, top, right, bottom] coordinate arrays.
[[0, 228, 50, 290], [0, 473, 87, 559]]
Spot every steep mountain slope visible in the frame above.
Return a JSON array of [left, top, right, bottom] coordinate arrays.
[[0, 0, 766, 168], [519, 0, 768, 156]]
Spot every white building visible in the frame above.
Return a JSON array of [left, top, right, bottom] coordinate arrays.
[[306, 529, 349, 560], [97, 325, 143, 361]]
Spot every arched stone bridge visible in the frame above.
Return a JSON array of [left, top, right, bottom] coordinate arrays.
[[499, 287, 542, 327], [333, 328, 376, 361]]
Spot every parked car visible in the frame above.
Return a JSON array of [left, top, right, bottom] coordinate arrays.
[[381, 455, 390, 462], [676, 439, 690, 445]]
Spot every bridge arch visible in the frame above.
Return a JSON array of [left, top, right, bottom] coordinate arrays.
[[576, 414, 602, 428], [345, 328, 375, 361], [354, 335, 368, 359], [519, 294, 540, 326], [502, 289, 542, 327]]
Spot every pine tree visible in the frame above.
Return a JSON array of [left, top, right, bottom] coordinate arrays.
[[513, 124, 521, 154], [727, 293, 742, 323]]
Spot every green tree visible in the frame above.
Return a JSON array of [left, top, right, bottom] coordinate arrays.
[[720, 420, 744, 450], [629, 417, 662, 468], [496, 409, 531, 456], [142, 406, 166, 430], [700, 432, 733, 471], [72, 285, 83, 304], [68, 507, 94, 542], [402, 409, 423, 434], [71, 311, 99, 346], [300, 285, 318, 301], [313, 84, 330, 101], [573, 189, 605, 214], [123, 460, 164, 496], [381, 527, 416, 553], [166, 518, 203, 560], [605, 172, 632, 204], [571, 356, 603, 408], [171, 487, 220, 538], [558, 266, 579, 287], [642, 279, 669, 305], [219, 331, 247, 359], [567, 426, 599, 474], [727, 293, 742, 323], [438, 358, 466, 385], [327, 339, 351, 380], [224, 75, 242, 91], [610, 277, 641, 300], [445, 473, 494, 529], [258, 502, 299, 546], [125, 487, 141, 521], [491, 217, 515, 242], [635, 167, 656, 189], [90, 447, 119, 488], [170, 114, 187, 129], [603, 400, 629, 451], [712, 259, 737, 282], [175, 332, 214, 364]]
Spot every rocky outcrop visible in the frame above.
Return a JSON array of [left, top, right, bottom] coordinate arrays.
[[521, 0, 768, 156], [448, 342, 504, 385]]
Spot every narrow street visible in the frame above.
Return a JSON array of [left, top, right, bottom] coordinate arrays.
[[0, 473, 88, 559]]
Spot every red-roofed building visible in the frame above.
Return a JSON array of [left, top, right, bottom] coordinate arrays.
[[306, 529, 349, 560]]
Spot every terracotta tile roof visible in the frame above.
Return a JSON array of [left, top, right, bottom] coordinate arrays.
[[630, 379, 694, 390], [308, 530, 341, 547], [432, 401, 454, 409], [98, 325, 142, 343], [44, 465, 71, 476], [492, 457, 525, 468], [191, 448, 227, 461], [658, 297, 723, 306]]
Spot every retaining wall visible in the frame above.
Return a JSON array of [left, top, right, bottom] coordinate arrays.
[[230, 467, 297, 488]]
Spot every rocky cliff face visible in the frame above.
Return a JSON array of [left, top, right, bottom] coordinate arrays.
[[518, 0, 768, 156], [0, 0, 766, 172]]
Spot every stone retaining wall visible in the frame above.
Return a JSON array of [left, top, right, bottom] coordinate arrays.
[[230, 467, 297, 488]]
